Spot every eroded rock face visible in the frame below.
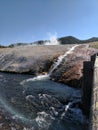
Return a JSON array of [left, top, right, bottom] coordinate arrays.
[[0, 45, 69, 74], [0, 45, 98, 88], [50, 45, 98, 88]]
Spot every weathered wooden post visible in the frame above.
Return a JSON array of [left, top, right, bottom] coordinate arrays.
[[82, 54, 95, 117], [90, 54, 98, 130]]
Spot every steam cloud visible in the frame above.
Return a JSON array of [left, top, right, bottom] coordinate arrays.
[[44, 33, 60, 45]]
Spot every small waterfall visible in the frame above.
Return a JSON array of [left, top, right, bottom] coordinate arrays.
[[20, 74, 49, 85], [49, 45, 78, 75], [25, 74, 49, 82], [20, 45, 78, 84]]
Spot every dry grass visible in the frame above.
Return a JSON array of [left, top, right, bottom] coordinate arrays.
[[89, 42, 98, 49]]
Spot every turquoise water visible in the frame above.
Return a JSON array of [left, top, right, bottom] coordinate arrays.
[[0, 72, 88, 130]]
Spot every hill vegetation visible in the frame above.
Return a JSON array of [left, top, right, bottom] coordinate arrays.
[[89, 42, 98, 49], [58, 36, 98, 44], [0, 45, 6, 48], [1, 36, 98, 48]]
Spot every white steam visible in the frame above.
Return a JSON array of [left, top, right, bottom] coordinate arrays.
[[44, 33, 60, 45]]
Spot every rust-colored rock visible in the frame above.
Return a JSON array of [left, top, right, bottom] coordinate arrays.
[[50, 45, 98, 88]]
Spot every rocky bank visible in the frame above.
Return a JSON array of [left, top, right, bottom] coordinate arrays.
[[0, 44, 98, 88]]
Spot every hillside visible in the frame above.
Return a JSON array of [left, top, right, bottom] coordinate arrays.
[[58, 36, 98, 44], [58, 36, 81, 44], [7, 36, 98, 47]]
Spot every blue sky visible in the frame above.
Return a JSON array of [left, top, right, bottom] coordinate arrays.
[[0, 0, 98, 45]]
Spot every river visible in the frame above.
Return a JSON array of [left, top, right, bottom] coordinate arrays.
[[0, 72, 88, 130]]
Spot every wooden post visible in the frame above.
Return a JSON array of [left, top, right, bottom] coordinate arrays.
[[90, 55, 98, 130], [82, 61, 94, 117]]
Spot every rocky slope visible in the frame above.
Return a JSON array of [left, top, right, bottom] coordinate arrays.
[[0, 44, 98, 88], [50, 45, 98, 88], [0, 45, 71, 73]]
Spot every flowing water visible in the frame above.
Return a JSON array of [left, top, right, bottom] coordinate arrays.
[[0, 46, 89, 129], [49, 45, 78, 75], [0, 72, 88, 130], [21, 45, 79, 84]]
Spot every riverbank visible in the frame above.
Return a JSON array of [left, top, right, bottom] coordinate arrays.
[[0, 44, 98, 88]]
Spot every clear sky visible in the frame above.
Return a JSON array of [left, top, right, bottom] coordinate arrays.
[[0, 0, 98, 45]]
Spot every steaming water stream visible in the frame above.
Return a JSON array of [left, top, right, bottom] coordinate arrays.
[[21, 45, 78, 84], [49, 45, 78, 75]]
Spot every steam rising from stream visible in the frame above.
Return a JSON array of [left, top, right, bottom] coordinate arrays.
[[21, 45, 78, 85]]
